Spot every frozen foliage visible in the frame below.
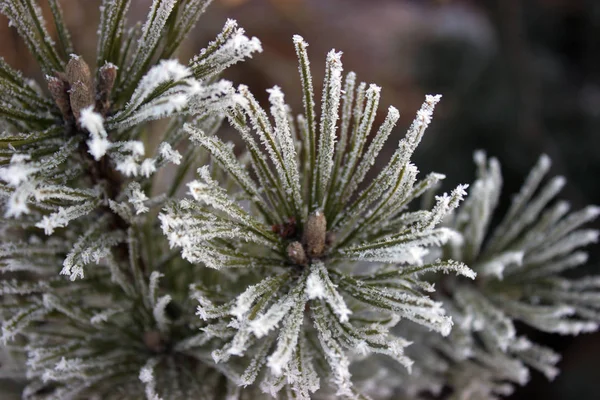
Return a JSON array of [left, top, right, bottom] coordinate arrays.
[[432, 153, 600, 399], [0, 0, 260, 276], [161, 36, 475, 398], [0, 0, 262, 398], [0, 1, 598, 399], [357, 153, 600, 400]]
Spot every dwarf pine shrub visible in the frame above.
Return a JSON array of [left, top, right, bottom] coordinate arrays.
[[0, 1, 598, 399]]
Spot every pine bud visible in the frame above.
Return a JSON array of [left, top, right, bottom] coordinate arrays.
[[65, 54, 92, 89], [66, 55, 94, 123], [325, 231, 336, 248], [303, 210, 327, 258], [143, 330, 166, 353], [287, 241, 307, 265], [69, 81, 94, 122], [47, 76, 71, 121], [96, 63, 118, 116]]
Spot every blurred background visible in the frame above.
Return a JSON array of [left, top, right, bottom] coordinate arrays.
[[1, 0, 599, 398]]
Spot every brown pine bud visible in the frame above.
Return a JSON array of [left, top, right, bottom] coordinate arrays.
[[65, 55, 92, 89], [303, 210, 327, 258], [325, 231, 336, 248], [272, 216, 297, 239], [96, 63, 118, 116], [69, 81, 94, 122], [47, 76, 71, 121], [287, 241, 307, 265], [143, 330, 166, 353]]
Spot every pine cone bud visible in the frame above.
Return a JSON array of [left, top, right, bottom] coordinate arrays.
[[303, 210, 327, 258], [287, 241, 307, 265], [96, 63, 118, 116], [47, 76, 71, 121], [143, 330, 166, 353], [325, 231, 336, 248], [65, 55, 92, 89], [69, 81, 94, 122], [66, 55, 94, 123]]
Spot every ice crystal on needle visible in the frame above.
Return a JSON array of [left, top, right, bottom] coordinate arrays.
[[161, 36, 474, 398]]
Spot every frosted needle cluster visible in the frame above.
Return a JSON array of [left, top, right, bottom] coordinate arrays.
[[161, 35, 475, 398]]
